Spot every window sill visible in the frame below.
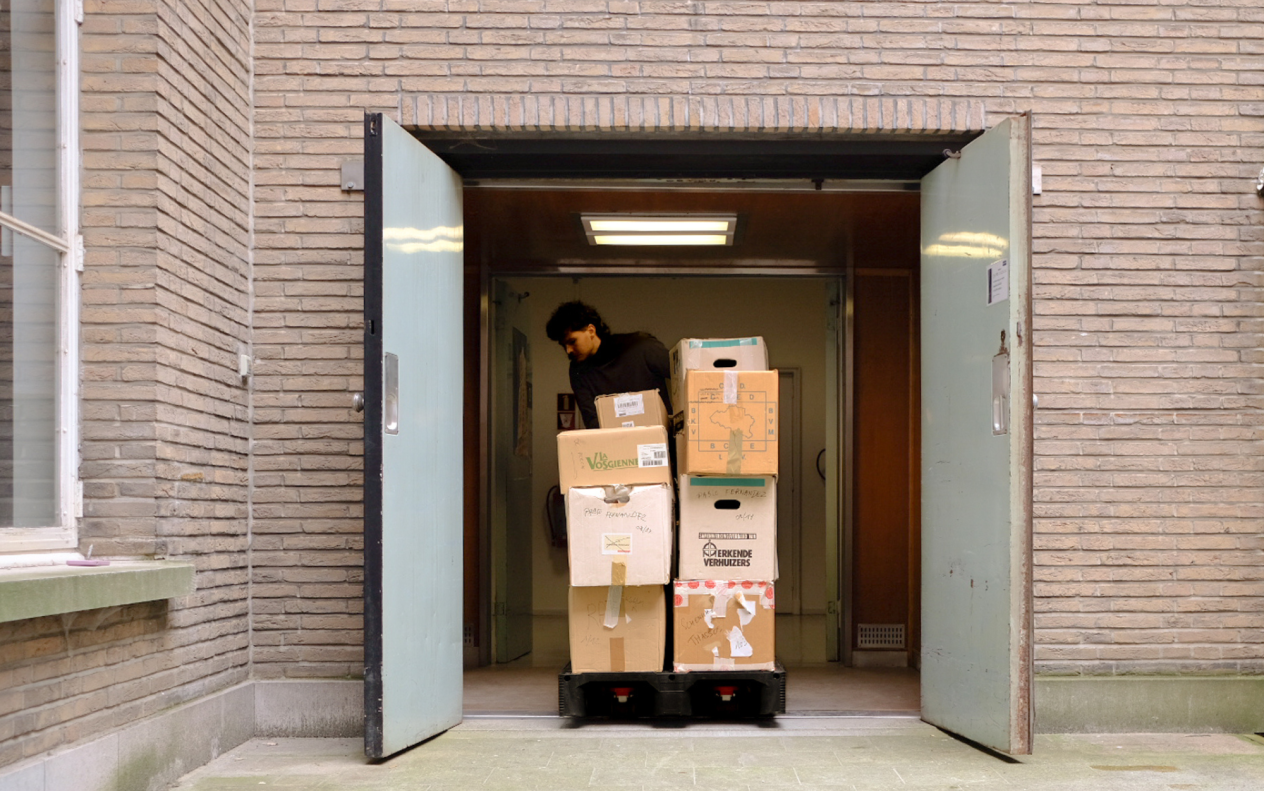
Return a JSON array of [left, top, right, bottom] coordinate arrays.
[[0, 560, 196, 623]]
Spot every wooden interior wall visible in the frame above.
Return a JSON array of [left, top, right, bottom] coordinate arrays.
[[852, 270, 920, 662]]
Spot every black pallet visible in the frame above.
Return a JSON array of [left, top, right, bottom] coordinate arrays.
[[558, 662, 786, 719]]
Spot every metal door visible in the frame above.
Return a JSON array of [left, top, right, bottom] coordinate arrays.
[[363, 114, 464, 758], [919, 116, 1033, 754], [490, 281, 533, 663]]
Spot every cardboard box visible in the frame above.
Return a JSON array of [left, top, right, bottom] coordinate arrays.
[[596, 390, 669, 430], [557, 426, 672, 491], [670, 337, 768, 413], [672, 580, 775, 672], [569, 584, 667, 673], [567, 483, 673, 587], [678, 370, 779, 476], [678, 476, 777, 581]]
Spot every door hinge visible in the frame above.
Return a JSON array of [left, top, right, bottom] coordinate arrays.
[[73, 234, 84, 272], [74, 0, 84, 23], [74, 480, 83, 519]]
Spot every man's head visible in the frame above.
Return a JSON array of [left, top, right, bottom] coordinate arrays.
[[546, 301, 609, 362]]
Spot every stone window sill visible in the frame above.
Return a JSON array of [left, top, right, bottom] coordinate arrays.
[[0, 560, 196, 623]]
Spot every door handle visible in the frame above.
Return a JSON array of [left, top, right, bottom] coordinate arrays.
[[384, 353, 399, 434], [352, 392, 365, 413]]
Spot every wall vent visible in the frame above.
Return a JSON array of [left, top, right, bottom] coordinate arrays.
[[463, 623, 475, 647], [857, 623, 905, 650]]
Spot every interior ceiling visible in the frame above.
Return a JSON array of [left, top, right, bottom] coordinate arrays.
[[464, 188, 921, 273]]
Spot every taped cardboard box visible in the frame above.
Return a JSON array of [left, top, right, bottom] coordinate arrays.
[[595, 389, 669, 430], [567, 483, 673, 587], [669, 337, 769, 414], [673, 580, 775, 672], [678, 476, 777, 581], [678, 370, 779, 476], [569, 584, 667, 673], [557, 426, 672, 492]]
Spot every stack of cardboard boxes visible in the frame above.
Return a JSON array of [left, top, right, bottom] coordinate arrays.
[[558, 392, 673, 672], [671, 338, 777, 672], [557, 337, 779, 675]]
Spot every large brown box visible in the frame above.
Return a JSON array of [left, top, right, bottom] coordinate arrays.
[[677, 370, 779, 476], [557, 426, 672, 492], [566, 483, 673, 587], [569, 585, 667, 673], [672, 580, 776, 672], [677, 475, 777, 581], [595, 390, 670, 430], [669, 337, 769, 415]]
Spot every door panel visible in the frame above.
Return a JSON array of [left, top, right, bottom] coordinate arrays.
[[363, 114, 465, 758], [491, 281, 533, 663], [920, 116, 1033, 754]]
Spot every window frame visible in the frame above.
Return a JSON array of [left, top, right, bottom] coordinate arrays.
[[0, 0, 80, 554]]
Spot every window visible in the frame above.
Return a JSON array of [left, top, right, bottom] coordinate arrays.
[[0, 0, 78, 553]]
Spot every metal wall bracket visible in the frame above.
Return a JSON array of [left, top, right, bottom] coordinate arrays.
[[341, 160, 365, 192]]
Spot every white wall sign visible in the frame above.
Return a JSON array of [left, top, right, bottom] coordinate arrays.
[[987, 258, 1009, 305]]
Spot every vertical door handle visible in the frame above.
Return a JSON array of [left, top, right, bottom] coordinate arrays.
[[384, 353, 399, 434]]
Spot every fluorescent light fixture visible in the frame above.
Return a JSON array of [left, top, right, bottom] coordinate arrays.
[[593, 234, 729, 246], [582, 213, 736, 246]]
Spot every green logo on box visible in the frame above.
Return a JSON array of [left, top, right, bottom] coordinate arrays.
[[585, 451, 637, 471]]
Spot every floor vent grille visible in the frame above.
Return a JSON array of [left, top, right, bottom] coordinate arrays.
[[858, 623, 905, 649]]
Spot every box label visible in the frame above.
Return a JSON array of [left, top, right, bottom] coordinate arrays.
[[601, 534, 632, 555], [637, 443, 668, 468], [613, 393, 645, 417]]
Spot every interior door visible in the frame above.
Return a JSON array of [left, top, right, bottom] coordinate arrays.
[[490, 281, 533, 663], [363, 114, 464, 758], [919, 115, 1033, 754]]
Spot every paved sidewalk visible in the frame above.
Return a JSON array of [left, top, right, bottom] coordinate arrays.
[[172, 716, 1264, 790]]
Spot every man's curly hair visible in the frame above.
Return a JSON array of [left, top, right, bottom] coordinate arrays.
[[546, 301, 610, 344]]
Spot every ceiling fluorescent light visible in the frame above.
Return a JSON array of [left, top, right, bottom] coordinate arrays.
[[582, 213, 736, 246], [592, 234, 730, 246]]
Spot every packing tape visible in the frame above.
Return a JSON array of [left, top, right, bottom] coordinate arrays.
[[609, 637, 625, 672], [723, 371, 738, 404], [712, 587, 732, 617], [611, 559, 627, 587], [603, 585, 623, 629], [727, 427, 745, 474], [603, 484, 631, 504]]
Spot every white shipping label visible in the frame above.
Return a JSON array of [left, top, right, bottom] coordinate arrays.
[[987, 258, 1009, 305], [727, 626, 754, 658], [613, 393, 645, 417], [601, 533, 632, 555], [737, 594, 756, 626], [637, 443, 669, 467]]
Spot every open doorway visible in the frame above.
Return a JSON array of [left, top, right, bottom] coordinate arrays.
[[462, 186, 923, 716], [363, 116, 1032, 756]]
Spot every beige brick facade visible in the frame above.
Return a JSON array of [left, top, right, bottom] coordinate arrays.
[[2, 0, 1262, 770], [1, 0, 254, 766], [251, 0, 1264, 679]]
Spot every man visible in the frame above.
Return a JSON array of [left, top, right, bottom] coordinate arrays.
[[545, 301, 672, 428]]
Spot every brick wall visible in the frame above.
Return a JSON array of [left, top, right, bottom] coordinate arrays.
[[0, 0, 254, 765], [250, 0, 1263, 678]]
